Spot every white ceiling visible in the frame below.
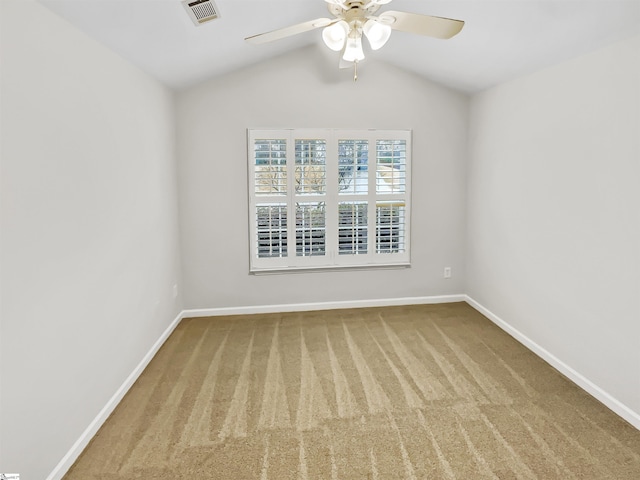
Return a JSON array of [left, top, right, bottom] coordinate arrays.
[[38, 0, 640, 93]]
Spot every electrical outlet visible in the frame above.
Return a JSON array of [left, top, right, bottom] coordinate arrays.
[[173, 284, 179, 298], [443, 267, 452, 279]]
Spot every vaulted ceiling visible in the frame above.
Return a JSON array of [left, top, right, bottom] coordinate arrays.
[[38, 0, 640, 92]]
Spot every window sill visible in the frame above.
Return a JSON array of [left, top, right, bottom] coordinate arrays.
[[250, 263, 411, 275]]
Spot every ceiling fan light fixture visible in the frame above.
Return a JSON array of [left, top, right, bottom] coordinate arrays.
[[363, 19, 391, 50], [342, 34, 365, 63], [322, 20, 349, 51]]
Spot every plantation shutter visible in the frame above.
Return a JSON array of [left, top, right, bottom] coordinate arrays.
[[248, 129, 410, 272]]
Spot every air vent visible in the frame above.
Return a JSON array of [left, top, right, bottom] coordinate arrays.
[[182, 0, 219, 26]]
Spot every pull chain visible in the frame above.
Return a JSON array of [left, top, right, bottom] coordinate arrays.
[[353, 60, 358, 82]]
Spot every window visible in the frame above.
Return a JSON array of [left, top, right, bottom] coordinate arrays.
[[248, 129, 411, 272]]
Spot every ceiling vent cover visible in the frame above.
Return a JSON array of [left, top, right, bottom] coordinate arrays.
[[182, 0, 219, 26]]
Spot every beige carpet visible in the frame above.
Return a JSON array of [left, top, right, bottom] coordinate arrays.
[[64, 303, 640, 479]]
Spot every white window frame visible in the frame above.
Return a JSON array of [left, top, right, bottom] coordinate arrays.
[[248, 128, 411, 273]]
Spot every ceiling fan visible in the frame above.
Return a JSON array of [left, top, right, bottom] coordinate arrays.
[[245, 0, 464, 79]]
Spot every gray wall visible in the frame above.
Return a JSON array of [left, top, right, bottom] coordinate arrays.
[[176, 47, 469, 309], [0, 1, 183, 477], [466, 34, 640, 417]]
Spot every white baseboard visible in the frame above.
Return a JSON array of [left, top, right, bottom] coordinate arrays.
[[46, 310, 184, 480], [182, 294, 467, 318], [465, 295, 640, 430]]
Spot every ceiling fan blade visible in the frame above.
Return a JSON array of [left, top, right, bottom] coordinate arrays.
[[245, 18, 334, 45], [379, 11, 464, 39]]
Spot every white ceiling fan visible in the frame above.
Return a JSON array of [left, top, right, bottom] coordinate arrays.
[[245, 0, 465, 79]]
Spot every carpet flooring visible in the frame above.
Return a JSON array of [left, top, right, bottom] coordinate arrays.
[[64, 302, 640, 479]]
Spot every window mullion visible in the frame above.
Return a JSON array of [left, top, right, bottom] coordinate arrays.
[[367, 133, 377, 260], [286, 132, 296, 266], [325, 131, 338, 264]]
